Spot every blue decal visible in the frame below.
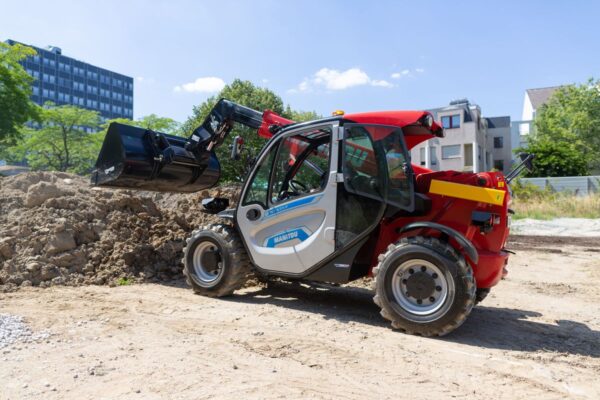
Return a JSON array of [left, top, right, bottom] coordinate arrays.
[[264, 227, 310, 248], [264, 195, 322, 219]]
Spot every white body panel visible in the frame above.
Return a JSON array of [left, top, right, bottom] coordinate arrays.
[[236, 124, 339, 275]]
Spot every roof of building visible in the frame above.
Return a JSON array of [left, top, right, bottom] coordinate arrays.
[[485, 116, 510, 128], [427, 99, 475, 122], [5, 39, 132, 80], [526, 86, 563, 110]]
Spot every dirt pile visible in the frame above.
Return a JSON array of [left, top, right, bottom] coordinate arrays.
[[0, 172, 240, 292]]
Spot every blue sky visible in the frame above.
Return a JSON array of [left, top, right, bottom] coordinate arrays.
[[2, 0, 599, 123]]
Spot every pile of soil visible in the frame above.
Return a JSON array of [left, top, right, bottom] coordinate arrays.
[[0, 172, 240, 292]]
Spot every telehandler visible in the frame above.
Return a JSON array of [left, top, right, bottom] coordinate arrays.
[[92, 99, 533, 336]]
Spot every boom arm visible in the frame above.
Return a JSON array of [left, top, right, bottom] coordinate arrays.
[[91, 99, 291, 193], [185, 99, 294, 158]]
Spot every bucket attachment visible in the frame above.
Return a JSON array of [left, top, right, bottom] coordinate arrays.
[[91, 99, 275, 193], [91, 123, 220, 193]]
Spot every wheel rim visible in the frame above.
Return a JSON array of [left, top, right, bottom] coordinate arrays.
[[391, 258, 453, 318], [192, 241, 223, 286]]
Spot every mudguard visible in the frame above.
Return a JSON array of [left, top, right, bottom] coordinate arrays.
[[397, 221, 479, 264]]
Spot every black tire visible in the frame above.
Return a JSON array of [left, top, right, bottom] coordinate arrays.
[[182, 224, 251, 297], [373, 236, 476, 337], [475, 288, 490, 305]]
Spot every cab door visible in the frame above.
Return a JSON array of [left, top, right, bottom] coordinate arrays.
[[236, 123, 339, 275]]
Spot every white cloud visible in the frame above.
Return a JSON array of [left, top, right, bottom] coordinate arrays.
[[390, 68, 425, 79], [391, 69, 411, 79], [289, 67, 393, 93], [174, 77, 226, 93], [371, 79, 394, 88], [314, 68, 370, 90]]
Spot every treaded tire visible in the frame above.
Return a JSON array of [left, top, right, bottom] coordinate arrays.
[[373, 236, 476, 337], [182, 224, 251, 297], [475, 288, 490, 305]]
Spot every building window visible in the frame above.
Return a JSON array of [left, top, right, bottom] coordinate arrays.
[[442, 144, 461, 159], [494, 160, 504, 171], [441, 114, 460, 129], [494, 136, 503, 149], [419, 147, 426, 166], [464, 143, 473, 167], [430, 146, 437, 165]]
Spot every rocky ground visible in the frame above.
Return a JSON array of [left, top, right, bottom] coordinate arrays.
[[0, 172, 238, 291]]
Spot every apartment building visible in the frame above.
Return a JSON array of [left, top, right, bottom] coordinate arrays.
[[411, 99, 512, 174]]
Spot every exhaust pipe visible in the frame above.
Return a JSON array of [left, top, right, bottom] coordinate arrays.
[[91, 123, 220, 193]]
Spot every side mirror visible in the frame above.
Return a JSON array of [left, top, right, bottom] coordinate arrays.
[[506, 153, 536, 183], [519, 152, 535, 172], [230, 135, 244, 160]]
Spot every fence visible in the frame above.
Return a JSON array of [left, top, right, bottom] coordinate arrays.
[[520, 176, 600, 196]]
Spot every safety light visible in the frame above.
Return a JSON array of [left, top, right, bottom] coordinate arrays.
[[332, 110, 345, 116]]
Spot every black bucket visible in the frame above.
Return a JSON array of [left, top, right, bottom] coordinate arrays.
[[91, 123, 220, 193]]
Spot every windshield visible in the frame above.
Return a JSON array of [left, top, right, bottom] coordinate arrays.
[[343, 124, 413, 210]]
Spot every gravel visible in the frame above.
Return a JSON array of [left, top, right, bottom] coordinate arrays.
[[511, 217, 600, 237], [0, 313, 51, 349]]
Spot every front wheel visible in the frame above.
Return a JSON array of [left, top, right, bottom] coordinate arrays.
[[182, 224, 251, 297], [373, 236, 476, 336]]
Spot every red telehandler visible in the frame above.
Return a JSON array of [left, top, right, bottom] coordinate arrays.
[[92, 99, 533, 336]]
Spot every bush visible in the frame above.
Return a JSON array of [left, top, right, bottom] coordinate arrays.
[[510, 179, 554, 201]]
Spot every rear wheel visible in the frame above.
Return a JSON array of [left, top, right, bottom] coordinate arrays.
[[182, 224, 251, 297], [373, 236, 476, 336]]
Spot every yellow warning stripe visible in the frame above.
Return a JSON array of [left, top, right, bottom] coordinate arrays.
[[429, 179, 506, 206]]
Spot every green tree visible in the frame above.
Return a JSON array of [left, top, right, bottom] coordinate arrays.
[[0, 42, 39, 144], [517, 139, 588, 177], [2, 103, 101, 174], [105, 114, 181, 135], [531, 79, 600, 173], [182, 79, 319, 182], [283, 105, 321, 123]]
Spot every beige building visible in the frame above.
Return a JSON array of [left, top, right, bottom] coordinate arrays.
[[412, 99, 512, 174]]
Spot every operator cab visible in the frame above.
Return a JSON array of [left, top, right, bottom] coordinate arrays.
[[236, 119, 416, 280]]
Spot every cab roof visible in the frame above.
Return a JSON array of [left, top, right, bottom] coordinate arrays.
[[343, 110, 443, 150], [260, 109, 443, 150]]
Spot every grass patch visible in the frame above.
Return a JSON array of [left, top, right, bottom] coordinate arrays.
[[117, 277, 133, 286], [511, 180, 600, 219]]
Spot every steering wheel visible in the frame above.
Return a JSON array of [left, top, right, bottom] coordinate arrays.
[[289, 179, 308, 193]]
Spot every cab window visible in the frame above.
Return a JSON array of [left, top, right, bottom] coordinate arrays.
[[343, 124, 413, 210], [241, 145, 276, 208], [270, 128, 331, 204]]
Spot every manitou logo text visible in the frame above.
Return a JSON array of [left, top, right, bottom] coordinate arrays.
[[274, 230, 299, 244], [264, 227, 310, 248]]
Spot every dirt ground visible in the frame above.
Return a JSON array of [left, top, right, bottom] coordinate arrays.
[[1, 237, 600, 400]]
